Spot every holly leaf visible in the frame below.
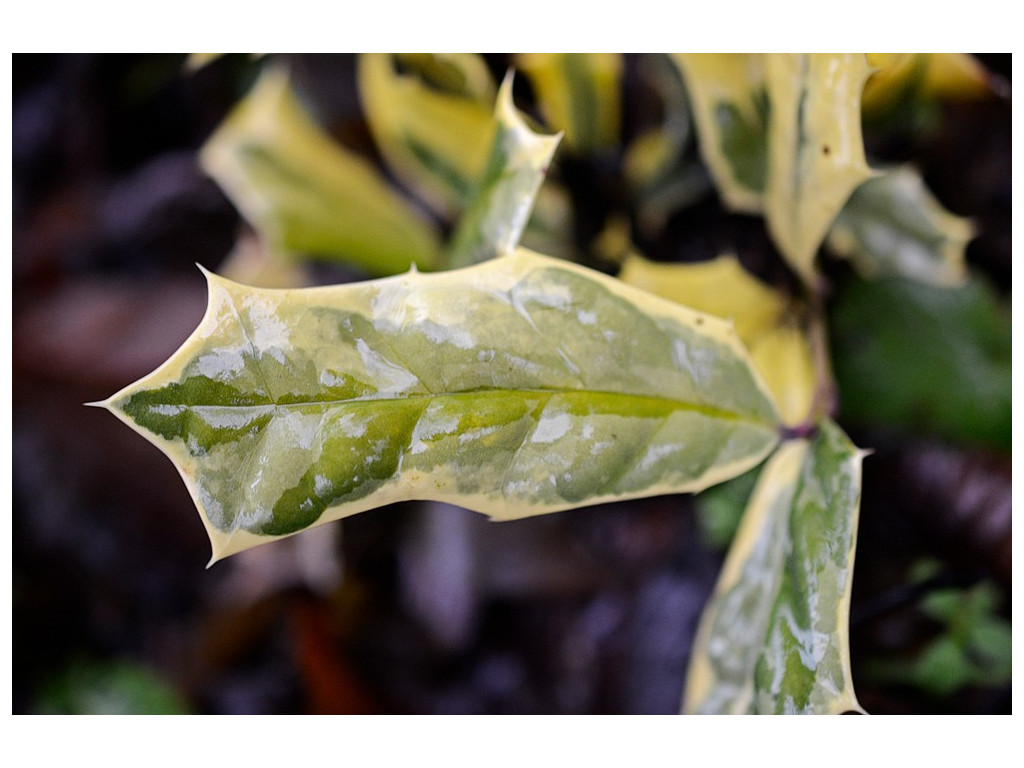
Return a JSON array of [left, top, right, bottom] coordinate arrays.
[[863, 53, 994, 118], [619, 254, 815, 427], [684, 419, 865, 714], [99, 250, 781, 563], [200, 64, 441, 276], [517, 53, 622, 154], [827, 165, 972, 287], [675, 53, 877, 286], [763, 54, 876, 287], [672, 53, 768, 213], [625, 54, 710, 238], [358, 53, 496, 216], [447, 73, 562, 267]]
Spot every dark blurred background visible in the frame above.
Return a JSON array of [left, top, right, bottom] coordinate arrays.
[[12, 53, 1011, 714]]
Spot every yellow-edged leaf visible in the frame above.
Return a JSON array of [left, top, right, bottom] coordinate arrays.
[[684, 419, 865, 714], [619, 254, 785, 342], [447, 73, 562, 267], [358, 53, 496, 216], [518, 53, 622, 154], [200, 64, 441, 276], [619, 254, 815, 426], [748, 324, 815, 429], [863, 53, 992, 114], [100, 249, 782, 563], [827, 165, 973, 287], [672, 53, 768, 213], [764, 53, 876, 287]]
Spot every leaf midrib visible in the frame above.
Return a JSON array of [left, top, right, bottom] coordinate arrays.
[[175, 387, 776, 429]]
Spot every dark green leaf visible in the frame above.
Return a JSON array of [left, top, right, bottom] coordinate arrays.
[[830, 273, 1010, 450]]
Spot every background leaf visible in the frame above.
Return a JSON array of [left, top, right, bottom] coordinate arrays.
[[684, 419, 864, 714], [763, 53, 875, 287], [358, 53, 496, 217], [102, 250, 781, 562], [517, 53, 622, 154], [861, 570, 1012, 697], [672, 53, 768, 213], [200, 65, 441, 276], [827, 165, 972, 286], [829, 272, 1010, 450], [624, 54, 711, 239], [863, 54, 993, 117], [35, 658, 191, 715]]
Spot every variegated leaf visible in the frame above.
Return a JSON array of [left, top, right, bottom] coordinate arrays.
[[625, 54, 710, 238], [619, 254, 786, 343], [863, 53, 993, 116], [200, 64, 441, 276], [671, 53, 768, 213], [100, 249, 781, 563], [447, 74, 562, 267], [619, 254, 815, 427], [684, 419, 865, 714], [517, 53, 622, 154], [358, 53, 496, 216], [827, 165, 972, 287], [764, 54, 876, 287]]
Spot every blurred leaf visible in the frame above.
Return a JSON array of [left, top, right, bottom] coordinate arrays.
[[518, 53, 622, 154], [685, 420, 865, 714], [36, 659, 190, 715], [672, 53, 768, 213], [677, 53, 877, 286], [748, 323, 816, 429], [619, 254, 786, 343], [863, 53, 992, 117], [358, 53, 496, 216], [518, 182, 576, 262], [828, 166, 972, 287], [200, 64, 441, 276], [447, 74, 562, 267], [763, 54, 876, 287], [101, 249, 781, 562], [218, 230, 311, 289], [694, 463, 760, 551], [185, 52, 223, 72], [619, 254, 815, 426], [830, 273, 1010, 450], [918, 53, 994, 98], [625, 54, 711, 237], [865, 579, 1011, 697]]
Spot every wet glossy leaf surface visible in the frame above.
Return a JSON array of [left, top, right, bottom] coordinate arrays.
[[619, 254, 815, 427], [16, 52, 1011, 717], [685, 420, 864, 714], [103, 250, 780, 561]]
